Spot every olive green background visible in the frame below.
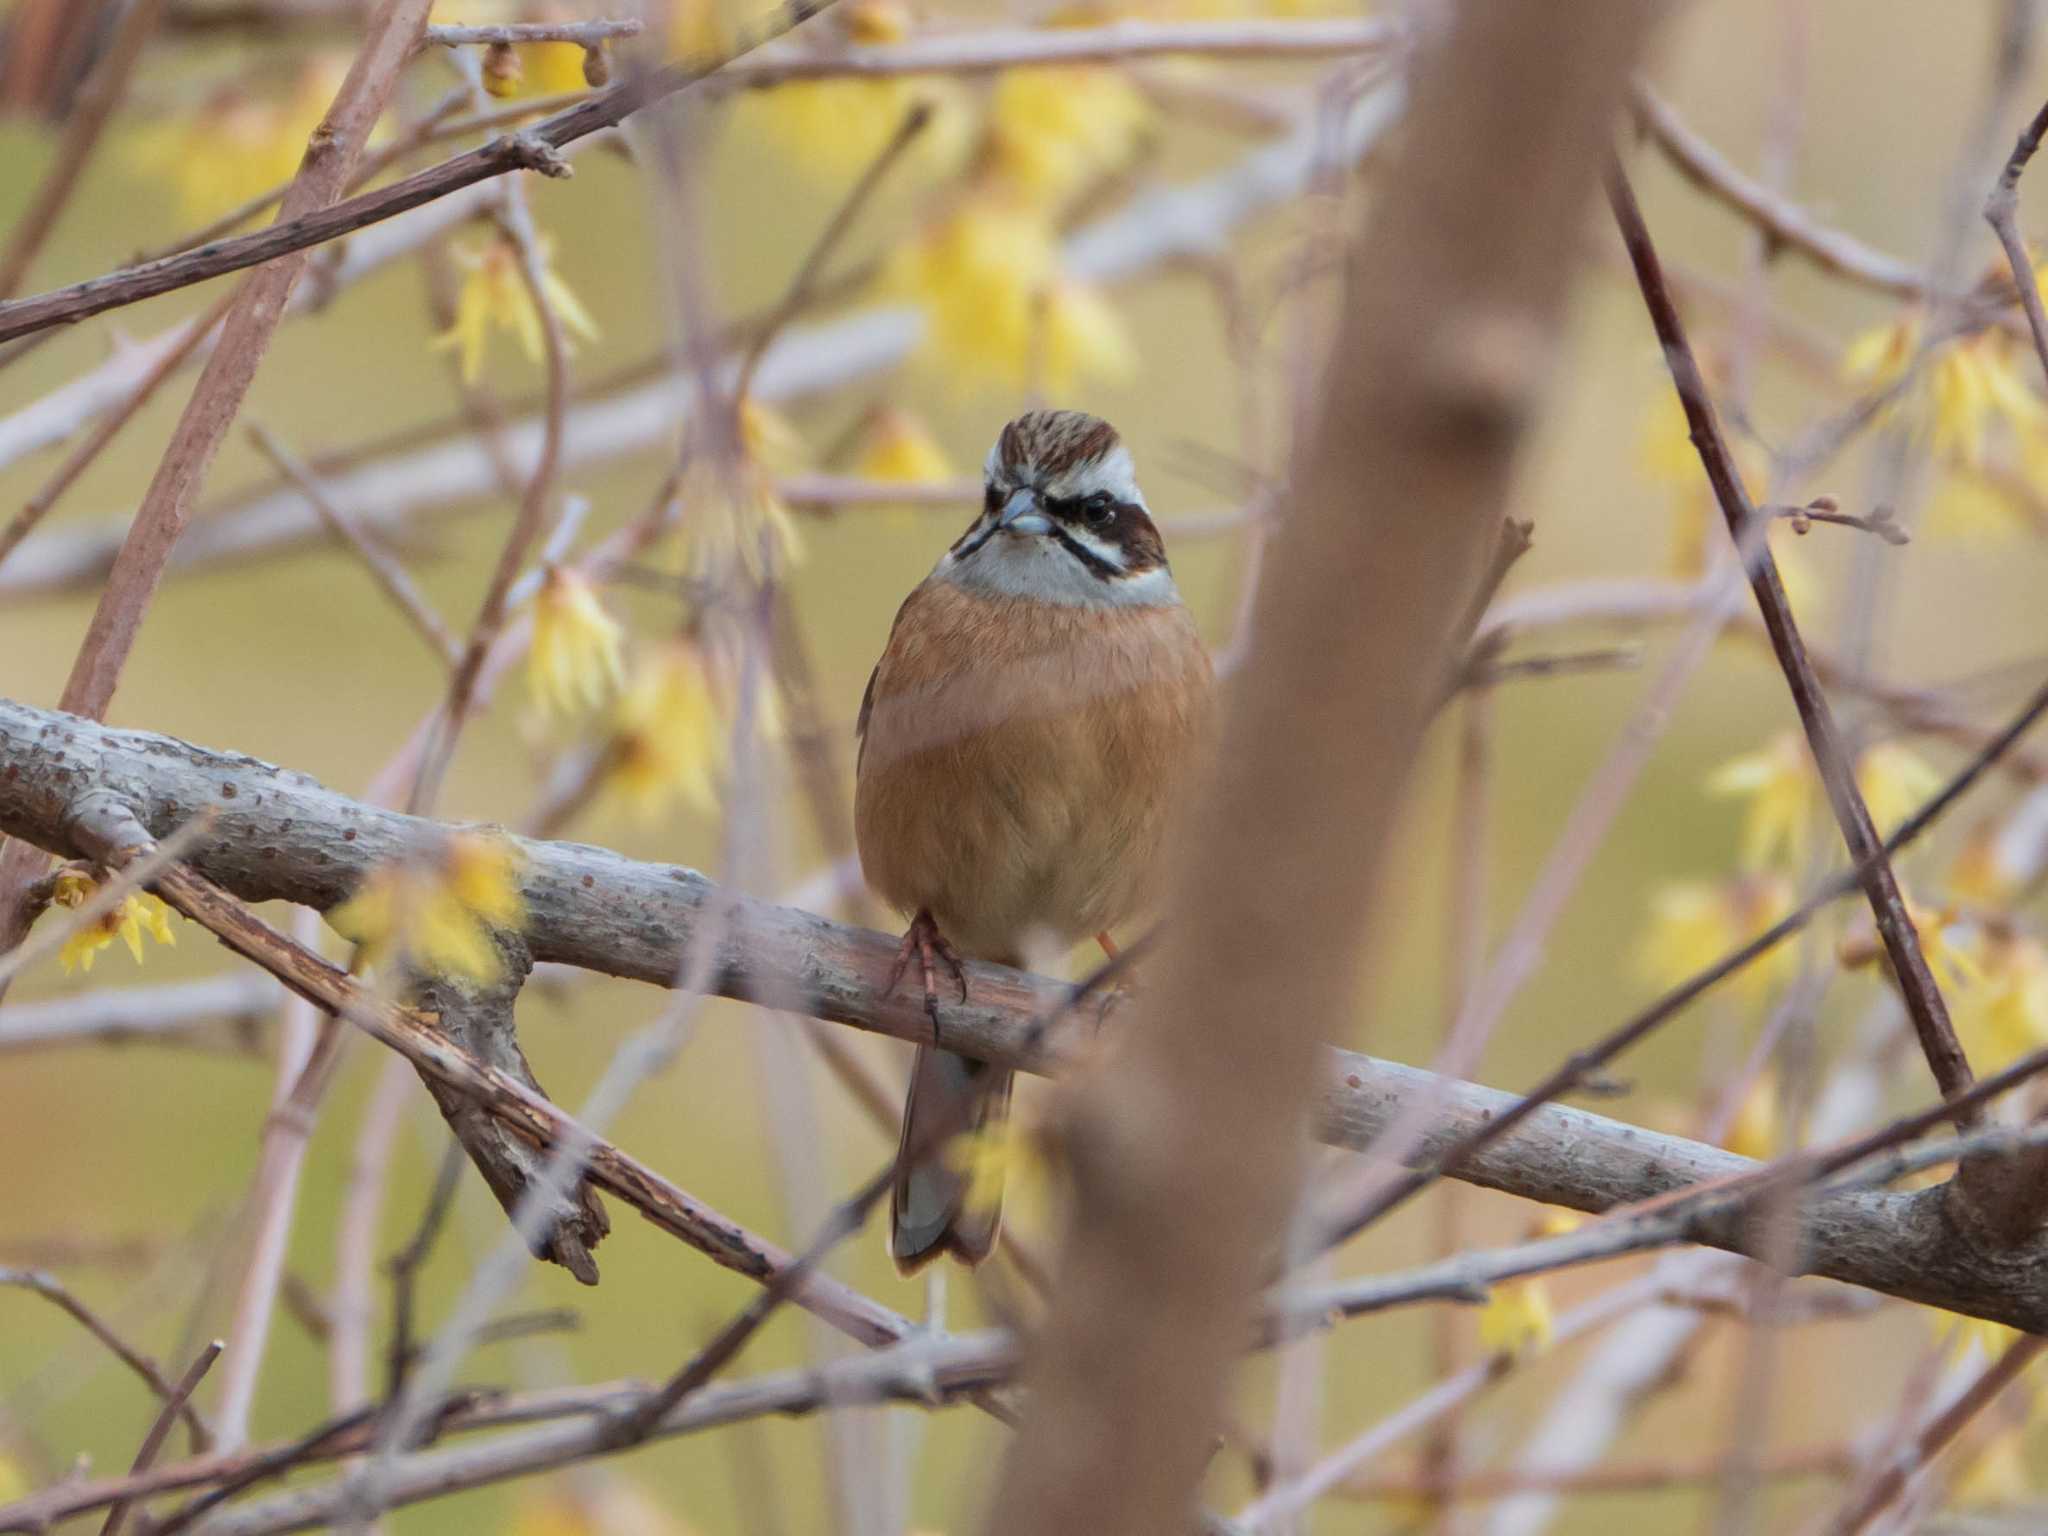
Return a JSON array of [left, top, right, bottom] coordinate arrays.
[[1, 3, 2043, 1531]]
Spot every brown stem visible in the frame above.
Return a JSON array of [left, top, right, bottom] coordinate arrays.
[[1606, 160, 1978, 1118]]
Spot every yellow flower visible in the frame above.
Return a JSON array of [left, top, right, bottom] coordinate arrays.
[[943, 1120, 1048, 1219], [1478, 1278, 1553, 1361], [1942, 1312, 2025, 1367], [1636, 388, 1776, 582], [1722, 1071, 1779, 1161], [1838, 896, 1982, 992], [1856, 741, 1944, 841], [678, 462, 804, 585], [527, 567, 625, 721], [669, 0, 729, 59], [844, 0, 911, 42], [1528, 1208, 1582, 1240], [737, 395, 806, 474], [46, 869, 179, 975], [433, 236, 600, 385], [890, 199, 1134, 390], [986, 66, 1152, 206], [126, 58, 349, 226], [1948, 1426, 2032, 1509], [1925, 468, 2036, 544], [608, 640, 726, 816], [1948, 931, 2048, 1070], [856, 406, 954, 484], [1707, 732, 1817, 872], [1946, 817, 2035, 911], [1842, 316, 2044, 468], [744, 76, 971, 184], [1637, 875, 1797, 1005], [328, 833, 527, 984]]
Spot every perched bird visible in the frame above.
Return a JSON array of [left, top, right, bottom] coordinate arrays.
[[855, 409, 1215, 1269]]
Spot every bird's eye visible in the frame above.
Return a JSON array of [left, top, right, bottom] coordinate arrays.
[[1083, 494, 1117, 527]]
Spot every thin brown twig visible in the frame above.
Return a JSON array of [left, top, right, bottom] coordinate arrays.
[[0, 1268, 213, 1452], [1983, 95, 2048, 395], [1340, 1444, 1853, 1503], [0, 0, 848, 347], [732, 100, 932, 399], [0, 0, 167, 299], [1818, 1334, 2048, 1536], [1607, 158, 1980, 1123], [1631, 83, 1934, 301], [0, 0, 438, 993], [1315, 663, 2048, 1248], [410, 186, 571, 813], [98, 1339, 223, 1536], [247, 423, 461, 666], [423, 19, 640, 49], [0, 292, 235, 576]]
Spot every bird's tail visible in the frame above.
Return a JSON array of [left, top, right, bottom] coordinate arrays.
[[890, 1045, 1014, 1271]]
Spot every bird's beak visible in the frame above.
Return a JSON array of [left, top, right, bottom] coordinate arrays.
[[996, 487, 1051, 536]]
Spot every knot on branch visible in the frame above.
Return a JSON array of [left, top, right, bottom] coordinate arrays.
[[503, 132, 574, 180], [404, 928, 610, 1285], [1409, 308, 1550, 439], [1947, 1142, 2048, 1254]]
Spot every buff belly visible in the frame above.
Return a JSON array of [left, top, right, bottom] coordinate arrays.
[[854, 582, 1211, 963]]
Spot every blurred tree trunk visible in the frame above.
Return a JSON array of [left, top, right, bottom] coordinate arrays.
[[0, 0, 118, 118], [980, 6, 1658, 1535]]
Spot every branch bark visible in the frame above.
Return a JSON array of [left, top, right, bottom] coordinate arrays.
[[980, 10, 1654, 1535], [0, 0, 436, 980], [4, 698, 2048, 1328]]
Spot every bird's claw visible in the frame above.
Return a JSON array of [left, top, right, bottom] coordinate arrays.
[[884, 910, 968, 1030]]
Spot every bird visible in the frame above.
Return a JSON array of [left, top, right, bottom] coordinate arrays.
[[854, 408, 1215, 1270]]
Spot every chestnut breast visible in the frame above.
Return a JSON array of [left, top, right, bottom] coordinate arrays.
[[855, 579, 1213, 962]]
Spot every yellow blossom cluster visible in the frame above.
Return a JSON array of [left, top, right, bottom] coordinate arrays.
[[1635, 388, 1818, 612], [434, 235, 600, 385], [1838, 279, 2048, 546], [328, 833, 526, 985], [672, 397, 807, 585], [889, 199, 1135, 391], [528, 566, 626, 721], [432, 2, 594, 96], [856, 406, 954, 486], [608, 638, 728, 818], [126, 57, 349, 226], [1637, 731, 1948, 1024], [42, 869, 179, 976]]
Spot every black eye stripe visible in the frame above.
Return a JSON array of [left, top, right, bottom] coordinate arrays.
[[1049, 527, 1122, 579]]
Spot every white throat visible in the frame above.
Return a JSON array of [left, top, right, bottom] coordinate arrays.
[[937, 529, 1180, 608]]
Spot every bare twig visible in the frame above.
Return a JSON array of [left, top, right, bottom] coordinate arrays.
[[0, 0, 438, 990], [0, 292, 234, 576], [733, 102, 933, 398], [1818, 1333, 2048, 1536], [0, 1268, 212, 1452], [1607, 159, 1980, 1124], [423, 19, 641, 49], [99, 1338, 223, 1536], [1982, 95, 2048, 394], [247, 424, 461, 666], [9, 696, 2048, 1326], [1632, 83, 1934, 301], [0, 0, 166, 299]]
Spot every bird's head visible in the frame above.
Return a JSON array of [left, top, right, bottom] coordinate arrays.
[[938, 410, 1178, 607]]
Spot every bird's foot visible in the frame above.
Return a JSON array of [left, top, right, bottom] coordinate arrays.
[[884, 909, 969, 1028]]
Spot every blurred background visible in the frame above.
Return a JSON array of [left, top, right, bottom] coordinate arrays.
[[2, 1, 2047, 1531]]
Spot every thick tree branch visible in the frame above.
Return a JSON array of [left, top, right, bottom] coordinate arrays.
[[3, 698, 2047, 1328]]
